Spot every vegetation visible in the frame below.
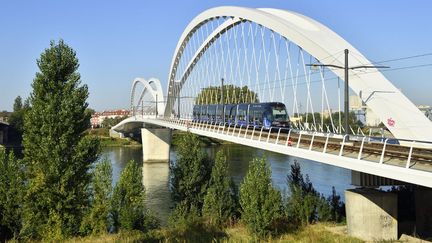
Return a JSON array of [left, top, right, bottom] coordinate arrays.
[[295, 111, 363, 131], [20, 40, 100, 240], [202, 151, 238, 227], [63, 223, 363, 242], [239, 157, 283, 237], [80, 158, 113, 235], [112, 159, 158, 232], [101, 115, 128, 128], [169, 132, 212, 214], [196, 84, 259, 105], [0, 150, 24, 240], [286, 161, 345, 226]]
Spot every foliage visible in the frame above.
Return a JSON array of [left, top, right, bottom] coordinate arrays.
[[295, 111, 363, 131], [239, 157, 283, 237], [8, 96, 30, 144], [202, 151, 238, 227], [196, 85, 259, 105], [286, 161, 345, 226], [112, 159, 158, 232], [80, 158, 113, 235], [286, 161, 318, 226], [0, 150, 24, 240], [170, 132, 212, 213], [21, 40, 100, 240], [101, 116, 128, 128]]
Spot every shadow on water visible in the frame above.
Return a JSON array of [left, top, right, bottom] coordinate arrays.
[[102, 143, 354, 224]]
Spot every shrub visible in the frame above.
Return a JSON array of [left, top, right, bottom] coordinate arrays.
[[170, 132, 212, 214], [80, 158, 113, 235], [0, 150, 24, 240], [239, 157, 283, 237], [202, 151, 238, 227], [112, 159, 158, 232]]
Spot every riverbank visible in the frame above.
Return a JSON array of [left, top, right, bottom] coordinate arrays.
[[86, 128, 141, 147], [64, 223, 362, 242]]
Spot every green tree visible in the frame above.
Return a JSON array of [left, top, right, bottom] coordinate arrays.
[[196, 85, 259, 105], [8, 96, 30, 143], [239, 157, 283, 237], [170, 132, 212, 212], [112, 159, 156, 232], [202, 151, 238, 227], [286, 161, 318, 226], [80, 158, 113, 235], [285, 161, 345, 226], [0, 150, 24, 240], [21, 40, 100, 240]]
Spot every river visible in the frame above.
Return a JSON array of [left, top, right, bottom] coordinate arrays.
[[102, 144, 353, 224]]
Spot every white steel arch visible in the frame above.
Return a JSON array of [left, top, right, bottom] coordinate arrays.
[[165, 6, 432, 142], [131, 77, 165, 116]]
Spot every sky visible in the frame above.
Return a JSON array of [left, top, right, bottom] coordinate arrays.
[[1, 0, 432, 111]]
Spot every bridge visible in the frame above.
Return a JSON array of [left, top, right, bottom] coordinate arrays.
[[112, 6, 432, 240]]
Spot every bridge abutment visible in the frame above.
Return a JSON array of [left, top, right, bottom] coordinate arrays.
[[141, 128, 172, 162], [345, 188, 398, 241]]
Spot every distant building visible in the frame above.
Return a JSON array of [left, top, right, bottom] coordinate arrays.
[[0, 111, 11, 123], [91, 109, 130, 128]]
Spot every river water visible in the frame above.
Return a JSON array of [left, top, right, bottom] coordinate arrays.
[[102, 144, 353, 223]]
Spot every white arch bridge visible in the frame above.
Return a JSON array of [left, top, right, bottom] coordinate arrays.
[[113, 7, 432, 191]]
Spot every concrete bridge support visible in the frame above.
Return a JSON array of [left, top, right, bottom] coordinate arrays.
[[141, 128, 172, 162], [345, 188, 398, 241], [346, 171, 432, 241]]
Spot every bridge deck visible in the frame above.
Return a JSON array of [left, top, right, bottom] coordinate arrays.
[[124, 117, 432, 188]]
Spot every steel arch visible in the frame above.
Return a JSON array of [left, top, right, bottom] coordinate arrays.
[[164, 6, 432, 142], [131, 77, 165, 116]]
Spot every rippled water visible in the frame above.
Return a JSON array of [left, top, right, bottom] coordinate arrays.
[[102, 144, 353, 223]]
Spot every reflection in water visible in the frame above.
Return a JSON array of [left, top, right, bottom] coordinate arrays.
[[102, 143, 353, 223], [142, 162, 172, 225]]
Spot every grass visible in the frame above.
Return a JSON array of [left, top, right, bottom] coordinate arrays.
[[85, 128, 141, 147], [98, 137, 141, 147], [62, 223, 364, 243]]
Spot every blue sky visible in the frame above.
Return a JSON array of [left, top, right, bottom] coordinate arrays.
[[1, 0, 431, 111]]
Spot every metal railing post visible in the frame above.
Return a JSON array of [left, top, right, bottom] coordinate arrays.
[[339, 134, 348, 156], [244, 125, 249, 138], [251, 126, 256, 140], [285, 129, 292, 146], [323, 133, 330, 153], [379, 138, 389, 164], [258, 127, 264, 141], [309, 133, 315, 151], [296, 132, 302, 148], [266, 127, 272, 143], [275, 128, 281, 144], [358, 136, 366, 160], [406, 141, 416, 168]]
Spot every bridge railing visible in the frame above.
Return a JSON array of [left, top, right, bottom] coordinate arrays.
[[148, 117, 432, 174]]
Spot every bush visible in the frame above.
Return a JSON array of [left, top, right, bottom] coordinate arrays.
[[112, 159, 158, 232], [202, 151, 238, 227], [0, 150, 24, 241], [170, 132, 212, 213], [239, 157, 283, 237], [286, 161, 345, 226], [80, 158, 113, 235]]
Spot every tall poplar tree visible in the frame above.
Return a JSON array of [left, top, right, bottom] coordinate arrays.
[[21, 40, 99, 240]]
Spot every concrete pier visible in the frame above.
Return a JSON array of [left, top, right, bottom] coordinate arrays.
[[141, 127, 172, 162], [345, 188, 398, 241], [415, 187, 432, 238]]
